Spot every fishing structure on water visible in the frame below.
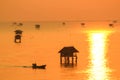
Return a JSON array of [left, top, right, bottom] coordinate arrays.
[[59, 46, 79, 67], [14, 30, 23, 43]]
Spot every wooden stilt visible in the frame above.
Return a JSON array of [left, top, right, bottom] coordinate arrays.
[[72, 56, 74, 64], [60, 56, 62, 64]]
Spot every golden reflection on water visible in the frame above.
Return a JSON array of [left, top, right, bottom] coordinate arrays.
[[88, 30, 112, 80]]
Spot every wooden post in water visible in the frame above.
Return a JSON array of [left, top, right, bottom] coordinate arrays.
[[76, 56, 77, 63], [72, 56, 74, 65]]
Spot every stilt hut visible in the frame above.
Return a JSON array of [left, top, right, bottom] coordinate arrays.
[[14, 30, 23, 43], [58, 46, 79, 65]]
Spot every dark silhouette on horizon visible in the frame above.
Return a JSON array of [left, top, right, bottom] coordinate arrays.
[[35, 24, 40, 29], [62, 22, 66, 25], [80, 22, 85, 27], [113, 20, 117, 23], [18, 23, 23, 26], [59, 46, 79, 67], [109, 23, 114, 28], [12, 22, 23, 26], [12, 22, 17, 25]]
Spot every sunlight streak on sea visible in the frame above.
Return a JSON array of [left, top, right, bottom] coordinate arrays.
[[87, 30, 113, 80]]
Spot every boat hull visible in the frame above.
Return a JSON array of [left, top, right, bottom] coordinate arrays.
[[32, 65, 46, 69]]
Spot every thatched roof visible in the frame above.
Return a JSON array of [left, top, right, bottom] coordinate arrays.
[[14, 30, 23, 32], [14, 30, 23, 34], [59, 46, 79, 54]]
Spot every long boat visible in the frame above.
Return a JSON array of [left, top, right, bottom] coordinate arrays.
[[32, 63, 46, 69]]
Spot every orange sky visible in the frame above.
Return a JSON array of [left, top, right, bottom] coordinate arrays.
[[0, 0, 120, 21]]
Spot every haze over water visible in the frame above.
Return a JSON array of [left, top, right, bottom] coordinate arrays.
[[0, 21, 120, 80]]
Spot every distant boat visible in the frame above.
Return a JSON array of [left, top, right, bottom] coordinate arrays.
[[12, 22, 23, 26], [62, 22, 66, 25], [32, 63, 46, 69], [35, 24, 40, 29], [18, 23, 23, 26]]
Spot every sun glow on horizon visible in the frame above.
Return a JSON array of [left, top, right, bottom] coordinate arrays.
[[88, 30, 112, 80]]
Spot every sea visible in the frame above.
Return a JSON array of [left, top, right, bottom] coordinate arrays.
[[0, 21, 120, 80]]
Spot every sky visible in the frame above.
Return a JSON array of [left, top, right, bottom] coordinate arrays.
[[0, 0, 120, 21]]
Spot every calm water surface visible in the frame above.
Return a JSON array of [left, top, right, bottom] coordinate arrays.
[[0, 21, 120, 80]]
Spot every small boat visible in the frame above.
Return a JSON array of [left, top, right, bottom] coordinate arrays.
[[32, 63, 46, 69], [35, 24, 40, 29]]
